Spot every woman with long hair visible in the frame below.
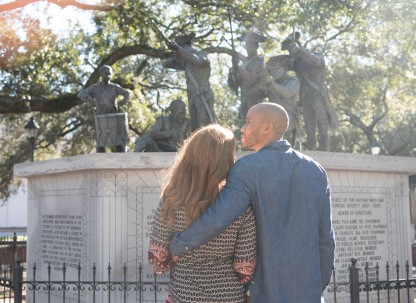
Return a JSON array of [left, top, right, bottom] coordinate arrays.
[[149, 124, 257, 303]]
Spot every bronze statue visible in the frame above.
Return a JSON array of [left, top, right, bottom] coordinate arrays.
[[281, 32, 337, 151], [264, 55, 300, 146], [228, 31, 268, 122], [77, 65, 131, 153], [134, 99, 191, 152], [164, 33, 216, 131]]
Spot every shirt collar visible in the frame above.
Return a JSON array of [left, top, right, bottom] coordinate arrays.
[[259, 140, 291, 152]]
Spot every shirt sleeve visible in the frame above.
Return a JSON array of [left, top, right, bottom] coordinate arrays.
[[77, 84, 96, 102], [298, 48, 325, 67], [233, 207, 257, 283], [319, 179, 336, 288], [169, 159, 253, 256], [148, 200, 174, 274], [269, 77, 300, 99]]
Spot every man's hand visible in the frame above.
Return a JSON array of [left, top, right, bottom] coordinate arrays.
[[171, 255, 179, 263]]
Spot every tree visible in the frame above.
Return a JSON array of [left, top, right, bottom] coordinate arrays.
[[1, 0, 415, 201], [328, 1, 416, 155]]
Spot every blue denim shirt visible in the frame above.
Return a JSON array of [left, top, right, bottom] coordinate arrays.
[[170, 140, 335, 303]]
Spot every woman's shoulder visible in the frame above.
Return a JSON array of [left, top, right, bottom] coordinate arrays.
[[233, 207, 255, 225]]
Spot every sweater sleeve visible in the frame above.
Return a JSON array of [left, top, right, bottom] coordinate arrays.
[[148, 200, 174, 274], [233, 207, 257, 283]]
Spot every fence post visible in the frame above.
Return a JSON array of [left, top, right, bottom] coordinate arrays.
[[13, 259, 23, 303], [349, 258, 360, 303], [13, 233, 17, 265]]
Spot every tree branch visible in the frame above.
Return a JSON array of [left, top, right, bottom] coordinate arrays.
[[84, 45, 171, 87], [47, 0, 115, 11], [369, 86, 389, 128], [0, 0, 116, 13], [0, 93, 81, 114], [88, 44, 234, 75], [0, 44, 237, 114], [324, 17, 357, 46]]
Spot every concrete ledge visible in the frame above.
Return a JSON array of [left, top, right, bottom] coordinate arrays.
[[14, 152, 176, 177], [13, 150, 416, 178], [303, 151, 416, 174]]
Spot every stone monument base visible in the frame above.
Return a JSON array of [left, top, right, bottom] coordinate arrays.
[[14, 151, 416, 302]]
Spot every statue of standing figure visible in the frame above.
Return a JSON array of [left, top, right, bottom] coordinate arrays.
[[281, 32, 337, 151], [164, 33, 217, 131], [134, 99, 191, 152], [77, 65, 131, 153], [228, 31, 268, 123], [264, 55, 300, 146]]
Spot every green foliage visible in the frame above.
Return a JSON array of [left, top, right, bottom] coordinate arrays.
[[0, 0, 415, 201], [328, 0, 416, 155]]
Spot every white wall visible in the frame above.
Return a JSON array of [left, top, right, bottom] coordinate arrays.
[[0, 181, 28, 228]]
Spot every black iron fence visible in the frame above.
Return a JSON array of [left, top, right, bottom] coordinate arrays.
[[0, 260, 24, 302], [348, 258, 416, 303], [1, 258, 416, 303], [0, 260, 170, 303], [0, 233, 27, 267]]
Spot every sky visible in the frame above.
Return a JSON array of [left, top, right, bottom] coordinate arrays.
[[0, 1, 99, 210], [1, 0, 97, 35]]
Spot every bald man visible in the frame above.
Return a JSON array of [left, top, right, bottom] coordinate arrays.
[[170, 103, 335, 303]]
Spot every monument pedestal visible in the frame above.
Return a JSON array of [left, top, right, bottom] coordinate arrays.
[[14, 151, 416, 303], [15, 153, 175, 302]]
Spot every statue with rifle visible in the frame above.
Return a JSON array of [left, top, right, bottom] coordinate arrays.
[[151, 20, 217, 131], [281, 31, 338, 151], [227, 31, 268, 123]]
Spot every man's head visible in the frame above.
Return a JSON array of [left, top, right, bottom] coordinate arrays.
[[266, 55, 294, 81], [238, 31, 266, 57], [175, 33, 196, 47], [99, 65, 112, 84], [168, 99, 187, 123], [281, 31, 301, 51], [240, 103, 289, 151]]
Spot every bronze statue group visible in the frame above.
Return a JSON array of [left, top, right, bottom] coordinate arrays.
[[78, 30, 337, 154]]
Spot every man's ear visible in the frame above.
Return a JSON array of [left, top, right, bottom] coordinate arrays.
[[261, 121, 274, 134]]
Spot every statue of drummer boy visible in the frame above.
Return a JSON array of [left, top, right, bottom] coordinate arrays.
[[78, 65, 131, 153]]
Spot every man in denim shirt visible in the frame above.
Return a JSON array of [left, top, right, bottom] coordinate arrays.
[[170, 103, 335, 303]]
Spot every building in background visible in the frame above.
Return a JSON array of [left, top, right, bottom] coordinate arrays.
[[0, 181, 27, 235]]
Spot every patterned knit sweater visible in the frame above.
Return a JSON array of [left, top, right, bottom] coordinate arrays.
[[149, 201, 257, 303]]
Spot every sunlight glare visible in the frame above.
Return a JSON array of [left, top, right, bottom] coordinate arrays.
[[12, 1, 97, 35]]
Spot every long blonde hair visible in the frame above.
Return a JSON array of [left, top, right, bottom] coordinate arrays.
[[160, 124, 236, 226]]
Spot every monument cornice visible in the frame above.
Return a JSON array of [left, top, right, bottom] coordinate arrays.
[[13, 151, 416, 178], [303, 151, 416, 175]]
